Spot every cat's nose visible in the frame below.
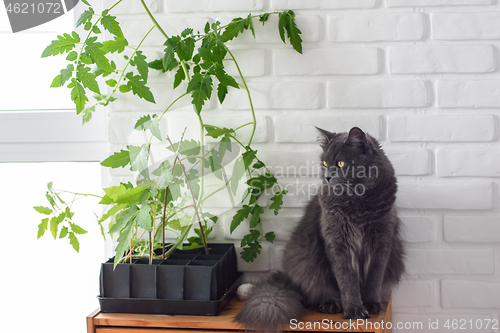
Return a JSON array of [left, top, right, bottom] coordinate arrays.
[[325, 176, 332, 182]]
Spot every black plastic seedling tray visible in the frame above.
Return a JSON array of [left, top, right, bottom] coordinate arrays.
[[98, 243, 240, 315]]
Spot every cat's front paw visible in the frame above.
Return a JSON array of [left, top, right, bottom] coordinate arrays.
[[343, 306, 370, 319], [364, 301, 383, 314], [318, 301, 342, 314]]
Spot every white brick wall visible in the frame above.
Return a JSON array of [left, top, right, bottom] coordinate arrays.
[[105, 0, 500, 330]]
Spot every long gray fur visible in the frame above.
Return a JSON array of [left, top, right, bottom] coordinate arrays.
[[235, 127, 405, 331]]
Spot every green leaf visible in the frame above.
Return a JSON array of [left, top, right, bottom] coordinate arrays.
[[241, 229, 260, 247], [247, 13, 255, 37], [242, 149, 257, 169], [125, 72, 155, 103], [119, 84, 131, 93], [99, 203, 127, 224], [187, 73, 212, 114], [205, 126, 234, 139], [101, 149, 130, 168], [59, 226, 69, 239], [230, 205, 252, 233], [231, 156, 245, 195], [247, 174, 277, 190], [100, 12, 124, 38], [129, 144, 150, 177], [134, 51, 149, 82], [249, 205, 264, 228], [136, 204, 152, 231], [68, 79, 88, 114], [85, 37, 115, 72], [114, 222, 134, 268], [222, 17, 247, 41], [42, 31, 80, 57], [264, 231, 276, 243], [176, 37, 195, 62], [82, 0, 91, 5], [278, 11, 303, 54], [109, 205, 138, 234], [81, 105, 95, 124], [153, 162, 173, 189], [134, 115, 162, 140], [148, 59, 163, 71], [50, 64, 74, 88], [253, 161, 265, 169], [50, 216, 59, 239], [173, 66, 185, 89], [92, 25, 102, 34], [76, 65, 100, 94], [37, 218, 49, 239], [162, 41, 179, 72], [65, 206, 74, 219], [269, 190, 288, 215], [167, 139, 200, 158], [240, 241, 261, 262], [259, 13, 270, 24], [70, 222, 88, 235], [106, 79, 117, 87], [102, 37, 128, 54], [34, 206, 52, 215], [66, 51, 78, 61], [102, 184, 147, 204], [68, 232, 80, 252], [77, 7, 94, 27]]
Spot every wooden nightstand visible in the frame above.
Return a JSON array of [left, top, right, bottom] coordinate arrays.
[[87, 297, 392, 333]]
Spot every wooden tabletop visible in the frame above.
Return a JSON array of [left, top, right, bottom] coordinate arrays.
[[88, 297, 392, 333]]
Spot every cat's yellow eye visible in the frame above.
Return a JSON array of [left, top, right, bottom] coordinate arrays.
[[337, 161, 345, 168], [323, 161, 328, 167]]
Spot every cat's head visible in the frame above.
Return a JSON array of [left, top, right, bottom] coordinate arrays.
[[316, 126, 395, 199]]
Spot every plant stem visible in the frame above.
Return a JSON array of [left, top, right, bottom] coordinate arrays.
[[140, 0, 169, 40], [161, 187, 169, 259]]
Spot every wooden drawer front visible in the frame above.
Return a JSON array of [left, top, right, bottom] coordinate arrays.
[[96, 329, 238, 333]]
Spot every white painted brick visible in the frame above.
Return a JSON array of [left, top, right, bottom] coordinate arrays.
[[397, 181, 493, 210], [107, 113, 168, 145], [236, 243, 271, 272], [328, 81, 429, 108], [444, 216, 500, 242], [166, 0, 263, 13], [442, 280, 500, 308], [384, 147, 430, 176], [274, 48, 379, 76], [437, 148, 500, 177], [392, 314, 493, 333], [432, 12, 500, 40], [388, 0, 493, 7], [328, 13, 424, 42], [438, 80, 500, 108], [278, 178, 320, 208], [400, 215, 435, 243], [222, 15, 321, 44], [406, 249, 495, 275], [225, 49, 266, 78], [165, 113, 269, 143], [222, 82, 324, 110], [272, 0, 377, 9], [392, 280, 434, 307], [103, 0, 160, 14], [258, 150, 322, 177], [388, 115, 495, 142], [121, 18, 212, 46], [389, 45, 494, 74], [274, 114, 381, 143]]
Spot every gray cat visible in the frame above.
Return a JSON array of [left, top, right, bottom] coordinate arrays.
[[235, 127, 405, 331]]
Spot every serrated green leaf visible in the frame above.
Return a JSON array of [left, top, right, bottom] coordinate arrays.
[[99, 203, 127, 224], [134, 114, 161, 140], [77, 7, 94, 27], [42, 32, 80, 57], [249, 205, 264, 228], [222, 17, 247, 41], [81, 105, 95, 124], [173, 66, 185, 88], [128, 144, 150, 177], [109, 205, 138, 234], [34, 206, 52, 215], [102, 36, 128, 54], [134, 51, 149, 81], [68, 232, 80, 252], [101, 149, 130, 168], [240, 241, 261, 262], [205, 126, 234, 138], [279, 11, 302, 54], [187, 73, 212, 114], [241, 229, 260, 247], [100, 12, 124, 38], [177, 37, 195, 62], [68, 79, 88, 114], [264, 231, 276, 243], [259, 13, 270, 24], [65, 206, 74, 219], [37, 218, 49, 239], [102, 184, 147, 205], [247, 174, 277, 190], [136, 204, 152, 231], [76, 65, 100, 94], [114, 221, 134, 268], [70, 222, 88, 235], [231, 156, 245, 195], [162, 42, 178, 72], [85, 37, 114, 72], [247, 13, 255, 37], [50, 216, 59, 239], [125, 72, 155, 103], [59, 226, 69, 239], [230, 205, 252, 234], [82, 0, 90, 5], [269, 190, 288, 215], [242, 149, 257, 169], [148, 59, 163, 71]]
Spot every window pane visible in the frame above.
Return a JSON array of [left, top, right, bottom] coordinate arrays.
[[0, 5, 75, 110], [1, 162, 104, 333]]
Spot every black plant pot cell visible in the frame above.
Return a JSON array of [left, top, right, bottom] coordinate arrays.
[[130, 259, 162, 299], [101, 259, 132, 298], [184, 260, 219, 301], [156, 260, 188, 300]]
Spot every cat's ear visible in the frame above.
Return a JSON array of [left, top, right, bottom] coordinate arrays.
[[345, 127, 367, 152], [316, 126, 335, 141]]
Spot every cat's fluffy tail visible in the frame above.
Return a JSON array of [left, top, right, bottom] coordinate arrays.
[[235, 271, 304, 332]]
